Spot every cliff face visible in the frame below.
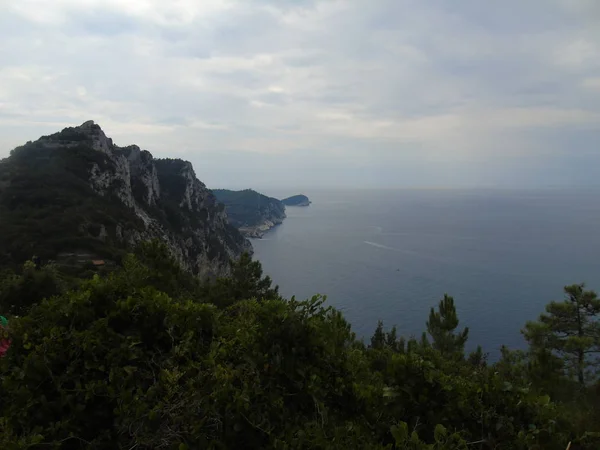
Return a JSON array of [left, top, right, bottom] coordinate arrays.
[[0, 121, 251, 278], [212, 189, 286, 238]]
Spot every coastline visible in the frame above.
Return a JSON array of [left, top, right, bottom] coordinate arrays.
[[239, 218, 283, 238], [285, 201, 311, 207], [231, 195, 310, 238]]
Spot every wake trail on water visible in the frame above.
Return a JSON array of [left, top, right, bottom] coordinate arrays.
[[363, 241, 458, 266], [362, 240, 532, 277], [364, 241, 396, 251], [363, 241, 421, 257]]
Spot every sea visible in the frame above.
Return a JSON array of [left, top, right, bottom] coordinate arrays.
[[252, 189, 600, 359]]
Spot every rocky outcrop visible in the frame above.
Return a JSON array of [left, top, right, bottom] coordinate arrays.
[[79, 119, 113, 153], [212, 189, 286, 238], [123, 145, 161, 206], [1, 121, 251, 278], [238, 220, 281, 238]]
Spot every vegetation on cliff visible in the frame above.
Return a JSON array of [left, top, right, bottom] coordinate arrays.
[[1, 242, 599, 449], [0, 123, 249, 276], [281, 195, 311, 206], [213, 189, 286, 229], [0, 129, 138, 266]]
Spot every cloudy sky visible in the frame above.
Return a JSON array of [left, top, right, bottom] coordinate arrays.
[[0, 0, 599, 189]]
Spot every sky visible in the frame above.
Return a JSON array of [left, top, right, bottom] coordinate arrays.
[[0, 0, 599, 190]]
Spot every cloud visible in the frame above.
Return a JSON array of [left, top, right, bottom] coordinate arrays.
[[582, 78, 600, 91], [0, 0, 599, 188]]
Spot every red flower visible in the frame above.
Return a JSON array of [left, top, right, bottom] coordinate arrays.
[[0, 338, 10, 357]]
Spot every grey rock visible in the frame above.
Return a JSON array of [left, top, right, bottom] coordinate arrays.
[[35, 121, 252, 278]]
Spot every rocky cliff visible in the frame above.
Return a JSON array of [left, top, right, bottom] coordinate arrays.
[[0, 121, 251, 278], [212, 189, 286, 238]]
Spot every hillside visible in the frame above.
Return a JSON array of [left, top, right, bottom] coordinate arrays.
[[213, 189, 286, 237], [0, 121, 251, 277], [282, 194, 311, 206]]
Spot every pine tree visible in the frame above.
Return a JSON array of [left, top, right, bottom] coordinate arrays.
[[523, 284, 600, 386], [426, 294, 469, 357], [228, 252, 280, 302], [467, 345, 487, 367], [370, 320, 386, 349], [385, 325, 400, 351], [204, 252, 280, 307]]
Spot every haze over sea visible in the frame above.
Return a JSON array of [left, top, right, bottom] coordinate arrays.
[[253, 188, 600, 359]]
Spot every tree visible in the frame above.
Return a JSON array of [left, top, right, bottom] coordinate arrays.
[[229, 252, 279, 301], [523, 284, 600, 386], [1, 258, 595, 448], [426, 294, 469, 357], [0, 261, 64, 316], [0, 254, 219, 448], [134, 240, 202, 299], [467, 345, 487, 367], [370, 320, 386, 349], [203, 252, 280, 308], [370, 322, 404, 352], [386, 325, 401, 352]]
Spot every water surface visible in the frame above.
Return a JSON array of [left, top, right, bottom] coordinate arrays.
[[252, 189, 600, 357]]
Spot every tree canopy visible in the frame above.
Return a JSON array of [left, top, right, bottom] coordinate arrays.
[[0, 246, 599, 449], [523, 284, 600, 386], [426, 294, 469, 358]]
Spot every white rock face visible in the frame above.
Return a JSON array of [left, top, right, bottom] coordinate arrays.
[[79, 120, 113, 154], [125, 146, 161, 206], [90, 163, 112, 192], [179, 162, 202, 210], [61, 120, 251, 277]]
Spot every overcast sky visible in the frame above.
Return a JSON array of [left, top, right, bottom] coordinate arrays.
[[0, 0, 599, 189]]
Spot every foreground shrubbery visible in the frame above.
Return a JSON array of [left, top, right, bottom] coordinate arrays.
[[0, 244, 599, 449]]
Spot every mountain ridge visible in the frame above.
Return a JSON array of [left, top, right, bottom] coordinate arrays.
[[0, 120, 251, 278]]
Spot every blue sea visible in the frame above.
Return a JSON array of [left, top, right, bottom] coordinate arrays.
[[252, 189, 600, 358]]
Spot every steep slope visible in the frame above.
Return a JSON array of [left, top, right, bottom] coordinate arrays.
[[0, 120, 251, 277], [212, 189, 286, 238]]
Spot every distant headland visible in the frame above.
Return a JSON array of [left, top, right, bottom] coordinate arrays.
[[281, 194, 311, 207], [212, 191, 311, 238]]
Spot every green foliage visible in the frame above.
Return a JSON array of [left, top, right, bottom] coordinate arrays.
[[133, 240, 204, 300], [0, 138, 143, 266], [523, 284, 600, 385], [281, 195, 310, 207], [467, 345, 487, 367], [202, 252, 280, 307], [426, 295, 469, 358], [370, 320, 386, 349], [0, 250, 599, 448], [0, 261, 65, 316], [390, 421, 467, 449], [212, 189, 286, 228], [0, 256, 218, 448]]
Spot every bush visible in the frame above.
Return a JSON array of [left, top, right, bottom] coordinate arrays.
[[0, 251, 598, 449]]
